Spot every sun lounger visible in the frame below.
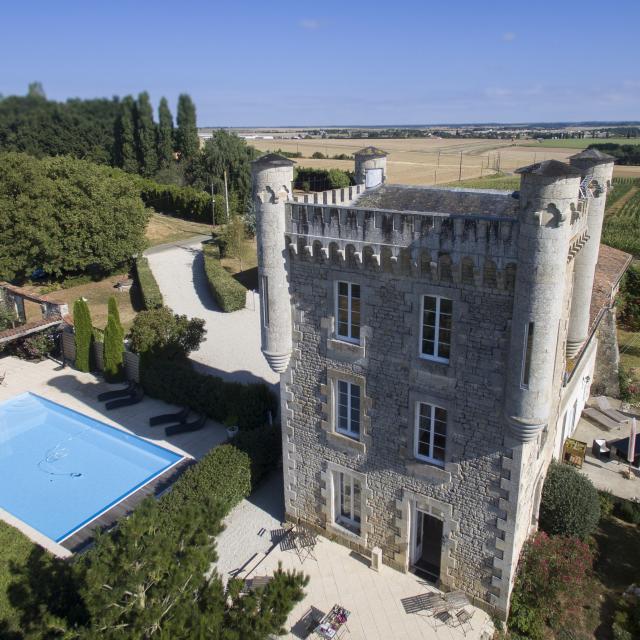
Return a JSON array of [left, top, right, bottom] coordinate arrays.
[[165, 414, 206, 436], [583, 407, 622, 431], [105, 387, 144, 410], [149, 406, 189, 427], [98, 381, 136, 402]]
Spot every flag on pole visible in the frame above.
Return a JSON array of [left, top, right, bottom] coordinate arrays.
[[628, 417, 637, 465]]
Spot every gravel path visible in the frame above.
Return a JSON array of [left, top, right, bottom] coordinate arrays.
[[145, 238, 278, 386]]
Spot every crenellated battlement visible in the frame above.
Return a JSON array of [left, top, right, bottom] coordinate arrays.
[[291, 183, 366, 206]]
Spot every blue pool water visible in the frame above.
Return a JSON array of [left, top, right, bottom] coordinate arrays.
[[0, 393, 182, 542]]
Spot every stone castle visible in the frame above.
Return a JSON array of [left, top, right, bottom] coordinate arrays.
[[252, 147, 629, 617]]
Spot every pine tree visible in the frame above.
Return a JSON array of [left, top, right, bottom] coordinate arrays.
[[114, 96, 137, 173], [134, 91, 158, 177], [176, 94, 198, 163], [73, 298, 93, 373], [157, 97, 174, 169], [103, 298, 124, 382]]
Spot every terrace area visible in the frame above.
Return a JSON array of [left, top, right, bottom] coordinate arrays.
[[215, 473, 494, 640]]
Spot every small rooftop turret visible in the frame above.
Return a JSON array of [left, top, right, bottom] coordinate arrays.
[[355, 147, 388, 188]]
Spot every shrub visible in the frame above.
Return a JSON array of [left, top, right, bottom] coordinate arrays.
[[138, 178, 212, 221], [103, 299, 124, 382], [508, 532, 594, 639], [539, 462, 600, 539], [612, 590, 640, 640], [233, 425, 282, 488], [73, 298, 93, 372], [614, 498, 640, 525], [11, 329, 58, 360], [140, 356, 278, 430], [202, 243, 246, 312], [293, 167, 355, 192], [599, 490, 615, 520], [129, 307, 205, 359], [134, 256, 163, 309], [161, 444, 251, 519], [311, 151, 326, 159]]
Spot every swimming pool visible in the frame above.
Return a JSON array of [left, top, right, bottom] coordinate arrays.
[[0, 392, 182, 543]]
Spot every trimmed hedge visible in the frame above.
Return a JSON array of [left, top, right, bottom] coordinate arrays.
[[539, 462, 600, 539], [138, 179, 212, 221], [202, 243, 246, 312], [233, 425, 282, 489], [134, 256, 163, 309], [140, 356, 278, 430], [160, 444, 251, 519]]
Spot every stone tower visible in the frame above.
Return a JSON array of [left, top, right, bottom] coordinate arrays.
[[354, 146, 388, 187], [566, 149, 616, 357], [252, 154, 295, 374], [504, 160, 582, 442]]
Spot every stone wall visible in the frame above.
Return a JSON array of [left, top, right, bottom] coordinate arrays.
[[282, 252, 517, 614]]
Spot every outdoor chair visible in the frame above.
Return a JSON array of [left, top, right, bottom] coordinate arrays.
[[98, 380, 136, 401], [401, 592, 444, 616], [433, 609, 454, 628], [455, 608, 474, 635], [149, 406, 189, 427], [105, 386, 144, 410], [295, 525, 318, 564]]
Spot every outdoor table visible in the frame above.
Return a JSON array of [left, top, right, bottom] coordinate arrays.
[[314, 604, 350, 638]]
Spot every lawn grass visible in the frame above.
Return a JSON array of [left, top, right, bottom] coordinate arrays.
[[521, 137, 640, 149], [0, 521, 35, 634], [618, 327, 640, 371], [145, 211, 213, 248], [35, 273, 141, 332]]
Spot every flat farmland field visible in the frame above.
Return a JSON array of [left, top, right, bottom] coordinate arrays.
[[248, 137, 640, 185], [520, 137, 640, 149]]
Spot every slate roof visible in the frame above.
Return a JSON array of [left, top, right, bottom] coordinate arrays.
[[590, 244, 632, 331], [252, 153, 296, 168], [515, 159, 582, 178], [352, 183, 519, 217], [569, 148, 616, 163], [354, 146, 388, 158]]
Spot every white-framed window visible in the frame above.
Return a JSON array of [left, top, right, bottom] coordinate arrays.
[[335, 281, 361, 343], [336, 380, 360, 438], [260, 275, 269, 328], [521, 322, 534, 388], [333, 471, 362, 534], [420, 295, 452, 363], [415, 402, 447, 466]]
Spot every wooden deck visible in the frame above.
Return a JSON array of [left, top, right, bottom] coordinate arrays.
[[61, 457, 195, 553]]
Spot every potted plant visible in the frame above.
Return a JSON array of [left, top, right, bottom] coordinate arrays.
[[225, 415, 239, 439]]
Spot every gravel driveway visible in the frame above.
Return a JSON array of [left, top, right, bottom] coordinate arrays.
[[145, 238, 278, 386]]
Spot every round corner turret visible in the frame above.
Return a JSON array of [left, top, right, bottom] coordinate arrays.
[[252, 155, 295, 375], [355, 146, 388, 187], [505, 161, 581, 444]]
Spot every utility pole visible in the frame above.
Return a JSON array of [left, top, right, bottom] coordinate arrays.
[[458, 151, 463, 182], [210, 182, 216, 229], [223, 169, 230, 222]]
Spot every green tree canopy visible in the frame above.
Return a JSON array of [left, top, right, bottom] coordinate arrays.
[[114, 96, 137, 173], [157, 96, 174, 169], [187, 130, 257, 209], [0, 152, 149, 281], [176, 94, 198, 163], [134, 91, 158, 177], [73, 298, 93, 372]]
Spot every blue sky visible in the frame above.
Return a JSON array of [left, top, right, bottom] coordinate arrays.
[[2, 0, 639, 126]]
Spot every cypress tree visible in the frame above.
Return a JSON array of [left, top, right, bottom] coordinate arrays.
[[114, 96, 137, 173], [73, 298, 93, 373], [176, 94, 198, 163], [157, 97, 174, 169], [134, 91, 158, 177], [103, 300, 124, 382]]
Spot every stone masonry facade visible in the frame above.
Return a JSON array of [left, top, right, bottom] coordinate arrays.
[[252, 148, 625, 618]]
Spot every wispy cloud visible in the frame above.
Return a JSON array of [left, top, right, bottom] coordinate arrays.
[[502, 32, 516, 42], [299, 18, 322, 30]]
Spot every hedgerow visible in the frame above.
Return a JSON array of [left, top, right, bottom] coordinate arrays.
[[202, 243, 246, 312], [134, 256, 164, 309]]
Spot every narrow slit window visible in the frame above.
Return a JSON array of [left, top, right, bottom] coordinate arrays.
[[522, 322, 534, 387], [260, 275, 269, 328]]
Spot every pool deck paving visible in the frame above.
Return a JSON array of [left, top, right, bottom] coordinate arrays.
[[215, 473, 494, 640], [0, 356, 227, 555]]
